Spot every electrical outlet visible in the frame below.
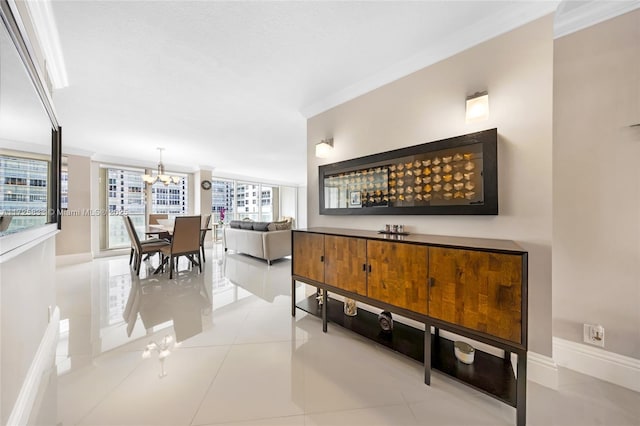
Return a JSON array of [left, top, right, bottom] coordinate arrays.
[[583, 324, 605, 347]]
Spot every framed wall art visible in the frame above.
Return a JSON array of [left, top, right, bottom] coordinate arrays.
[[319, 128, 498, 215]]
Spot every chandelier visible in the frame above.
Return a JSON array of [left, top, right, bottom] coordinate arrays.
[[142, 148, 181, 185]]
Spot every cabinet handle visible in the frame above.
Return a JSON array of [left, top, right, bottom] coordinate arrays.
[[362, 263, 366, 271], [320, 255, 324, 263], [429, 277, 435, 287], [368, 264, 372, 273]]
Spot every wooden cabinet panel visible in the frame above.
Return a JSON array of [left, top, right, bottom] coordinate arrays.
[[292, 232, 324, 282], [324, 235, 367, 296], [367, 241, 428, 314], [428, 247, 522, 343]]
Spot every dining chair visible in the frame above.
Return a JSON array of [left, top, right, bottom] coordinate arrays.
[[159, 215, 202, 279], [200, 214, 211, 263], [124, 215, 170, 276]]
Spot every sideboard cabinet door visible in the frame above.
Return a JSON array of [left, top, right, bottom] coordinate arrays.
[[293, 232, 325, 282], [367, 241, 428, 314], [428, 247, 523, 343], [324, 235, 367, 296]]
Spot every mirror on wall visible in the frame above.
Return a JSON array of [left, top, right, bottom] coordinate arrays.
[[0, 8, 60, 237]]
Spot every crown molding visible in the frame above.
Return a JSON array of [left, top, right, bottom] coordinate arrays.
[[554, 0, 640, 39], [300, 2, 558, 119]]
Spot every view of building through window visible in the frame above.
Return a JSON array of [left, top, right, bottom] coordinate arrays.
[[101, 167, 293, 249], [151, 177, 188, 215], [211, 179, 234, 223], [106, 168, 145, 248], [0, 155, 49, 234], [60, 165, 69, 209], [211, 179, 297, 224], [105, 168, 189, 249]]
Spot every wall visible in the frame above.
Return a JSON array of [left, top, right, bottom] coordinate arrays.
[[56, 155, 92, 256], [307, 16, 554, 356], [280, 186, 297, 225], [553, 9, 640, 358], [297, 186, 308, 229], [195, 169, 213, 245], [0, 237, 57, 424]]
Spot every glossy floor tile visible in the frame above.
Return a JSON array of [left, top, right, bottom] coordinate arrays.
[[56, 244, 640, 425]]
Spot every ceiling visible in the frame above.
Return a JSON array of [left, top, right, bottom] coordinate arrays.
[[50, 1, 558, 185]]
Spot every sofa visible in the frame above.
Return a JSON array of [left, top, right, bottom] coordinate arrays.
[[223, 220, 292, 265]]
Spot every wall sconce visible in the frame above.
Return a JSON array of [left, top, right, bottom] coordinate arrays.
[[465, 91, 489, 123], [315, 138, 334, 158]]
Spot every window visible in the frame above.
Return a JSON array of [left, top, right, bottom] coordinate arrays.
[[151, 176, 188, 215], [210, 179, 234, 223], [259, 185, 274, 222], [210, 180, 288, 223], [60, 165, 69, 209], [105, 168, 145, 249], [101, 167, 188, 250]]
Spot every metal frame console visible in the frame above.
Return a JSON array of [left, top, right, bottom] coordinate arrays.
[[291, 227, 528, 426]]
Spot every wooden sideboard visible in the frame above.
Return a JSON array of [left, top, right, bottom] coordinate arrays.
[[291, 227, 528, 426]]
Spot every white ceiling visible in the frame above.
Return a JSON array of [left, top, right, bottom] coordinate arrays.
[[51, 1, 558, 185]]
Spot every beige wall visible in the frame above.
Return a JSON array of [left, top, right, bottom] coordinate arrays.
[[1, 237, 56, 424], [195, 169, 213, 244], [56, 155, 92, 255], [553, 10, 640, 358], [307, 16, 554, 356]]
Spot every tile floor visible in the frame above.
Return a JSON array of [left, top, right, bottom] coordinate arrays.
[[55, 244, 640, 426]]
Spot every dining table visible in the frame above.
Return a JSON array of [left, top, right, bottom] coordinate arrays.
[[145, 223, 211, 275], [144, 224, 211, 237]]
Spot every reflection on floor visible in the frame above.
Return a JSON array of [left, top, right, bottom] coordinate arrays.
[[56, 244, 640, 425]]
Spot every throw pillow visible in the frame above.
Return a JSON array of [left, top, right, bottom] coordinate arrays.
[[252, 222, 270, 232], [275, 221, 291, 231], [229, 220, 242, 229], [240, 221, 254, 230]]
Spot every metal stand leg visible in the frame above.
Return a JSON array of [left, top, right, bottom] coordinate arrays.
[[322, 289, 328, 333], [291, 279, 296, 317], [516, 350, 527, 426], [424, 323, 431, 385]]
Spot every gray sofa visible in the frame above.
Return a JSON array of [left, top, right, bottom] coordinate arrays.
[[223, 220, 291, 265]]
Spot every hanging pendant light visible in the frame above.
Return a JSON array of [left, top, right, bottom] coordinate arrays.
[[142, 148, 181, 185]]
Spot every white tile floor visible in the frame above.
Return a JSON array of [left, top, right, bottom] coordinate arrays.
[[56, 244, 640, 426]]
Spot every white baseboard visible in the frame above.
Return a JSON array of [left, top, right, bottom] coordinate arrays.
[[56, 252, 93, 266], [553, 337, 640, 392], [8, 306, 59, 426], [527, 351, 558, 389]]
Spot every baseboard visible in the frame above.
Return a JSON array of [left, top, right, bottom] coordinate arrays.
[[527, 351, 558, 389], [553, 337, 640, 392], [56, 252, 93, 266], [7, 306, 60, 426]]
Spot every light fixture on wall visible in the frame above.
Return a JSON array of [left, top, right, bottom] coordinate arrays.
[[315, 138, 334, 158], [465, 91, 489, 123], [142, 148, 181, 185]]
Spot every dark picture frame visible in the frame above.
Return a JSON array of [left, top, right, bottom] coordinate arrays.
[[319, 129, 498, 216]]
